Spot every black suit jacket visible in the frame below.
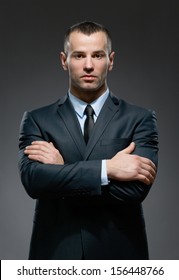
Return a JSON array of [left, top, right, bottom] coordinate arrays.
[[18, 92, 159, 259]]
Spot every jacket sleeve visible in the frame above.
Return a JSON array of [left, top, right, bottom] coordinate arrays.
[[19, 109, 159, 203], [18, 111, 102, 199], [106, 109, 159, 203]]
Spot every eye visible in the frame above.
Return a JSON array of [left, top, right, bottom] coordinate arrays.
[[76, 54, 83, 59], [73, 53, 85, 59], [95, 54, 102, 59], [93, 53, 105, 59]]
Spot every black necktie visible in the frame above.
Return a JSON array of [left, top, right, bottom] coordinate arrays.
[[84, 104, 94, 144]]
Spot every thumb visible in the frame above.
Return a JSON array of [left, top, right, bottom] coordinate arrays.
[[120, 142, 135, 154]]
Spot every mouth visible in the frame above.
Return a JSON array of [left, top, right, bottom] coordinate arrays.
[[81, 75, 96, 81]]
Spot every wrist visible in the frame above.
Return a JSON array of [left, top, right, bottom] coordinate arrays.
[[106, 159, 112, 178]]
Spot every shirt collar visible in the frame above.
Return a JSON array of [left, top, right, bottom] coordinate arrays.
[[68, 89, 109, 118]]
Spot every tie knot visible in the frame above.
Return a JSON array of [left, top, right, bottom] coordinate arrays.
[[84, 104, 94, 117]]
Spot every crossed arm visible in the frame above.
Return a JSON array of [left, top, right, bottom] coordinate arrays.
[[19, 108, 158, 202], [24, 141, 156, 186]]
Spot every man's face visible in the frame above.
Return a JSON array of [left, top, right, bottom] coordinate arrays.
[[61, 31, 114, 101]]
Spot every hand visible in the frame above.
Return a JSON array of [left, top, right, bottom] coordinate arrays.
[[106, 142, 156, 185], [24, 141, 64, 164]]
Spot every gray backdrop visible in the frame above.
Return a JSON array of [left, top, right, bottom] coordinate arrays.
[[0, 0, 179, 259]]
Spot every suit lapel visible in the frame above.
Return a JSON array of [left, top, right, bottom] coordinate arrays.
[[57, 95, 86, 157], [84, 93, 120, 159], [57, 93, 120, 160]]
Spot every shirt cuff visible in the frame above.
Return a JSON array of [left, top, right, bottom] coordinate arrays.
[[101, 160, 109, 186]]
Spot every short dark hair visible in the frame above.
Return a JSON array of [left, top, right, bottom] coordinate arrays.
[[64, 21, 112, 54]]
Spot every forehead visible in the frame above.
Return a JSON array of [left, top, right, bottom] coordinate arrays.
[[67, 31, 108, 52]]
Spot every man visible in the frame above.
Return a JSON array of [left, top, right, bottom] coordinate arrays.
[[18, 21, 158, 260]]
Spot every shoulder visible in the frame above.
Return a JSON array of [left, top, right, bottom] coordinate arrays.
[[110, 92, 155, 117], [20, 97, 65, 127], [29, 99, 60, 116], [23, 95, 68, 119]]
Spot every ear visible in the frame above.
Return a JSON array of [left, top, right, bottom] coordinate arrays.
[[108, 51, 115, 71], [60, 52, 68, 70]]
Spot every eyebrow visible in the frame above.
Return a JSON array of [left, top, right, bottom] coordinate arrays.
[[71, 50, 107, 55]]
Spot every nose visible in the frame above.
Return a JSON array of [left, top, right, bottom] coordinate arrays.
[[83, 56, 94, 72]]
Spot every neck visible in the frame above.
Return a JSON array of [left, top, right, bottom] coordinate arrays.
[[70, 85, 107, 103]]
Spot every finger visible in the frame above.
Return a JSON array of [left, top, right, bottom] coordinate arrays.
[[143, 176, 151, 185], [25, 142, 53, 153], [31, 141, 57, 153], [31, 141, 49, 145], [143, 170, 155, 183], [25, 146, 49, 155], [140, 160, 156, 176], [24, 148, 48, 158], [27, 154, 49, 164], [141, 162, 156, 176], [25, 142, 53, 154], [31, 141, 52, 148], [137, 174, 152, 185], [141, 157, 156, 168], [138, 167, 156, 185], [120, 142, 135, 154]]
